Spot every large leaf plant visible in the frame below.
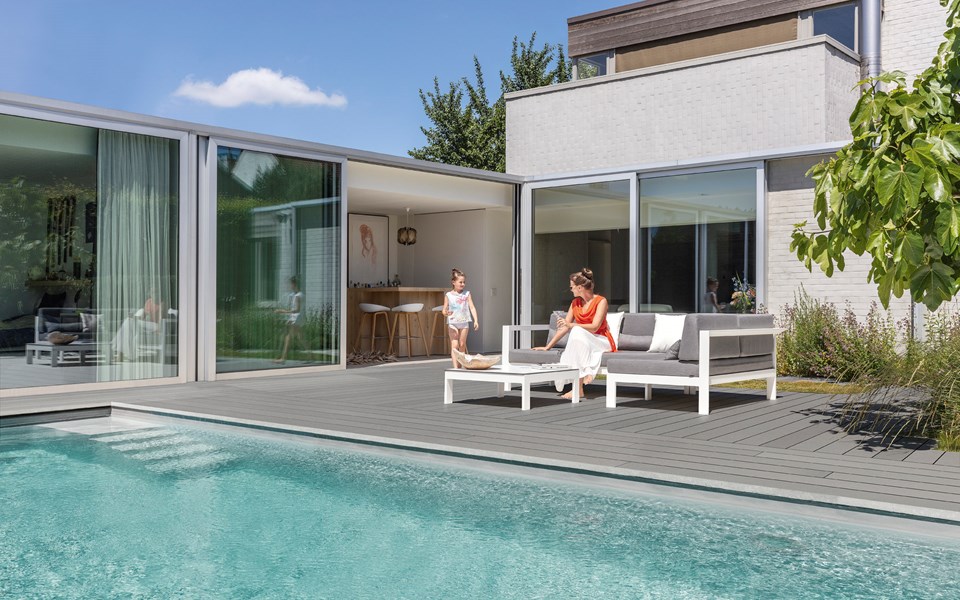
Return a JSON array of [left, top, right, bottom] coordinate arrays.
[[791, 0, 960, 310]]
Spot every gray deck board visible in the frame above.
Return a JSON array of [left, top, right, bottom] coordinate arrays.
[[4, 361, 959, 521]]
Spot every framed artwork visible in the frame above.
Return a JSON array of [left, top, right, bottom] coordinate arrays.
[[348, 213, 389, 285]]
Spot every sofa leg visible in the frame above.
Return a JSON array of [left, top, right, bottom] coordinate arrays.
[[605, 380, 618, 408], [698, 386, 710, 415], [766, 377, 777, 400], [644, 384, 652, 399]]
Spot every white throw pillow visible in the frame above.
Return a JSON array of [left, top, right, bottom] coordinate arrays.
[[647, 314, 686, 353], [605, 311, 624, 348]]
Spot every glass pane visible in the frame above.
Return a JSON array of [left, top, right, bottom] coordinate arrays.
[[0, 114, 179, 390], [576, 54, 607, 79], [813, 4, 857, 51], [639, 169, 756, 314], [532, 180, 629, 340], [216, 147, 341, 373]]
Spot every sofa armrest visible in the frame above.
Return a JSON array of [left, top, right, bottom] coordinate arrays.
[[698, 327, 784, 377], [501, 324, 551, 367], [701, 327, 784, 339]]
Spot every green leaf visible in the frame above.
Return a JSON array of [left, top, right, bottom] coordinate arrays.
[[928, 134, 960, 163], [911, 262, 957, 310], [875, 162, 923, 207], [936, 203, 960, 253], [901, 231, 926, 265], [923, 167, 952, 202]]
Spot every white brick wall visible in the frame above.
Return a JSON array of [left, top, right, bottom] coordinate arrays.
[[506, 40, 859, 176], [765, 156, 914, 323], [882, 0, 948, 78]]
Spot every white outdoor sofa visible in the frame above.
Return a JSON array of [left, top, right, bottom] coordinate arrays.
[[502, 313, 782, 415]]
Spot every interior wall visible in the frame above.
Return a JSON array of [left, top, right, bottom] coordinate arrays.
[[397, 208, 512, 353]]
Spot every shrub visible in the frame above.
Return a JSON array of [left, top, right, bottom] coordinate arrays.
[[832, 309, 960, 450], [775, 289, 897, 381]]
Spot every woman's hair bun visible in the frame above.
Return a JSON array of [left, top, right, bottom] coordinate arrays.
[[580, 267, 594, 280]]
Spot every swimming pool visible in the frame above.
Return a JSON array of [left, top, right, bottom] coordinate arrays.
[[2, 416, 958, 599]]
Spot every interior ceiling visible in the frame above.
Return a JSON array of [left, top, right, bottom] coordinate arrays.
[[0, 144, 96, 185], [347, 161, 514, 215]]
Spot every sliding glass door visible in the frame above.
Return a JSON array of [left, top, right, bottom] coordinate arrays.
[[0, 114, 181, 391], [639, 168, 757, 313], [214, 145, 342, 374], [529, 180, 630, 340]]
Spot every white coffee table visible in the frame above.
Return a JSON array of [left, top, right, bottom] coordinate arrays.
[[443, 365, 580, 410], [25, 341, 111, 367]]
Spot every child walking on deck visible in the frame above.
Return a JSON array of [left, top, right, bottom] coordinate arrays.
[[442, 268, 479, 368]]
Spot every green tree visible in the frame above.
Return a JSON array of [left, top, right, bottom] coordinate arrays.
[[410, 33, 571, 172], [791, 0, 960, 310]]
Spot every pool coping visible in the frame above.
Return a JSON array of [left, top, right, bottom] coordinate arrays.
[[107, 402, 960, 527]]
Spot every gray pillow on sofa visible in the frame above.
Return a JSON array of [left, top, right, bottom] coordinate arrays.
[[665, 339, 681, 360]]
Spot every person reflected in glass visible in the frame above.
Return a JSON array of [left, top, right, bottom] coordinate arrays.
[[113, 291, 165, 362], [442, 268, 479, 368], [274, 276, 305, 364], [704, 276, 726, 313], [533, 267, 617, 399]]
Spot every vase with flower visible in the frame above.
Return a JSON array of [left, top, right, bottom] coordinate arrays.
[[730, 273, 756, 313]]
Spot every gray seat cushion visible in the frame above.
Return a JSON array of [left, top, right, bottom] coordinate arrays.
[[607, 355, 774, 377], [509, 348, 562, 364], [607, 358, 700, 377]]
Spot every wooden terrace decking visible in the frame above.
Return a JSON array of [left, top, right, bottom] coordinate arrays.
[[2, 361, 959, 523]]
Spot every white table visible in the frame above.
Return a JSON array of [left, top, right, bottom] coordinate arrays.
[[443, 365, 580, 410], [25, 341, 110, 367]]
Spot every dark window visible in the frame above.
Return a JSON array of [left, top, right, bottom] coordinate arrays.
[[813, 3, 857, 51]]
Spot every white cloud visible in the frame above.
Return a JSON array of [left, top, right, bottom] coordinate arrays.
[[173, 68, 347, 108]]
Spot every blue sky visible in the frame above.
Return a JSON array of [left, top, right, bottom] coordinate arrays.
[[3, 0, 615, 157]]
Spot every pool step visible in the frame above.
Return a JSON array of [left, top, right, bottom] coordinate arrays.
[[91, 426, 235, 475]]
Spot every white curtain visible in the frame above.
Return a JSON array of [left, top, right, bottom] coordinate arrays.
[[96, 130, 177, 381]]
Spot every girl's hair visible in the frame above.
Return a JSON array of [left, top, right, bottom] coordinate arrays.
[[706, 276, 718, 286], [451, 268, 465, 282], [289, 276, 299, 287], [570, 267, 595, 291]]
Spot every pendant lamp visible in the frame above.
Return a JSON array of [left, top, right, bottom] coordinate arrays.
[[397, 207, 417, 246]]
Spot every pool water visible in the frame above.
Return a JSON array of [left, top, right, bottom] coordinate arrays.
[[2, 417, 958, 599]]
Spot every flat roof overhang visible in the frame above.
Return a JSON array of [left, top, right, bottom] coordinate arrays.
[[0, 90, 523, 186]]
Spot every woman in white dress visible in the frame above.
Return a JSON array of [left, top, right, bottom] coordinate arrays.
[[533, 268, 617, 399]]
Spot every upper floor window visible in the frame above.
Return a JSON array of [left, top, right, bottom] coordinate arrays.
[[574, 52, 612, 80], [804, 2, 858, 52]]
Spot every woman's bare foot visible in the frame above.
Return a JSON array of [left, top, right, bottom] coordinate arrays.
[[561, 390, 574, 400], [583, 375, 594, 385]]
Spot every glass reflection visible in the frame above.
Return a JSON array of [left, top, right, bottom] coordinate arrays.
[[0, 114, 179, 390], [215, 147, 341, 373], [639, 169, 756, 313], [532, 180, 630, 342]]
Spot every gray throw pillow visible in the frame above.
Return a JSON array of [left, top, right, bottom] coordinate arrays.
[[665, 339, 681, 360]]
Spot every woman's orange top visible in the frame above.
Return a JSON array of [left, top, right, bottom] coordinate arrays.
[[571, 295, 617, 352]]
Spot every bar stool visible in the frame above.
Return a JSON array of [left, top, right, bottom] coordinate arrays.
[[354, 303, 393, 353], [429, 305, 449, 355], [390, 303, 429, 358]]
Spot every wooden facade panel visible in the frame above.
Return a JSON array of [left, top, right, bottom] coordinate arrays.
[[616, 14, 798, 71], [570, 0, 849, 57]]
